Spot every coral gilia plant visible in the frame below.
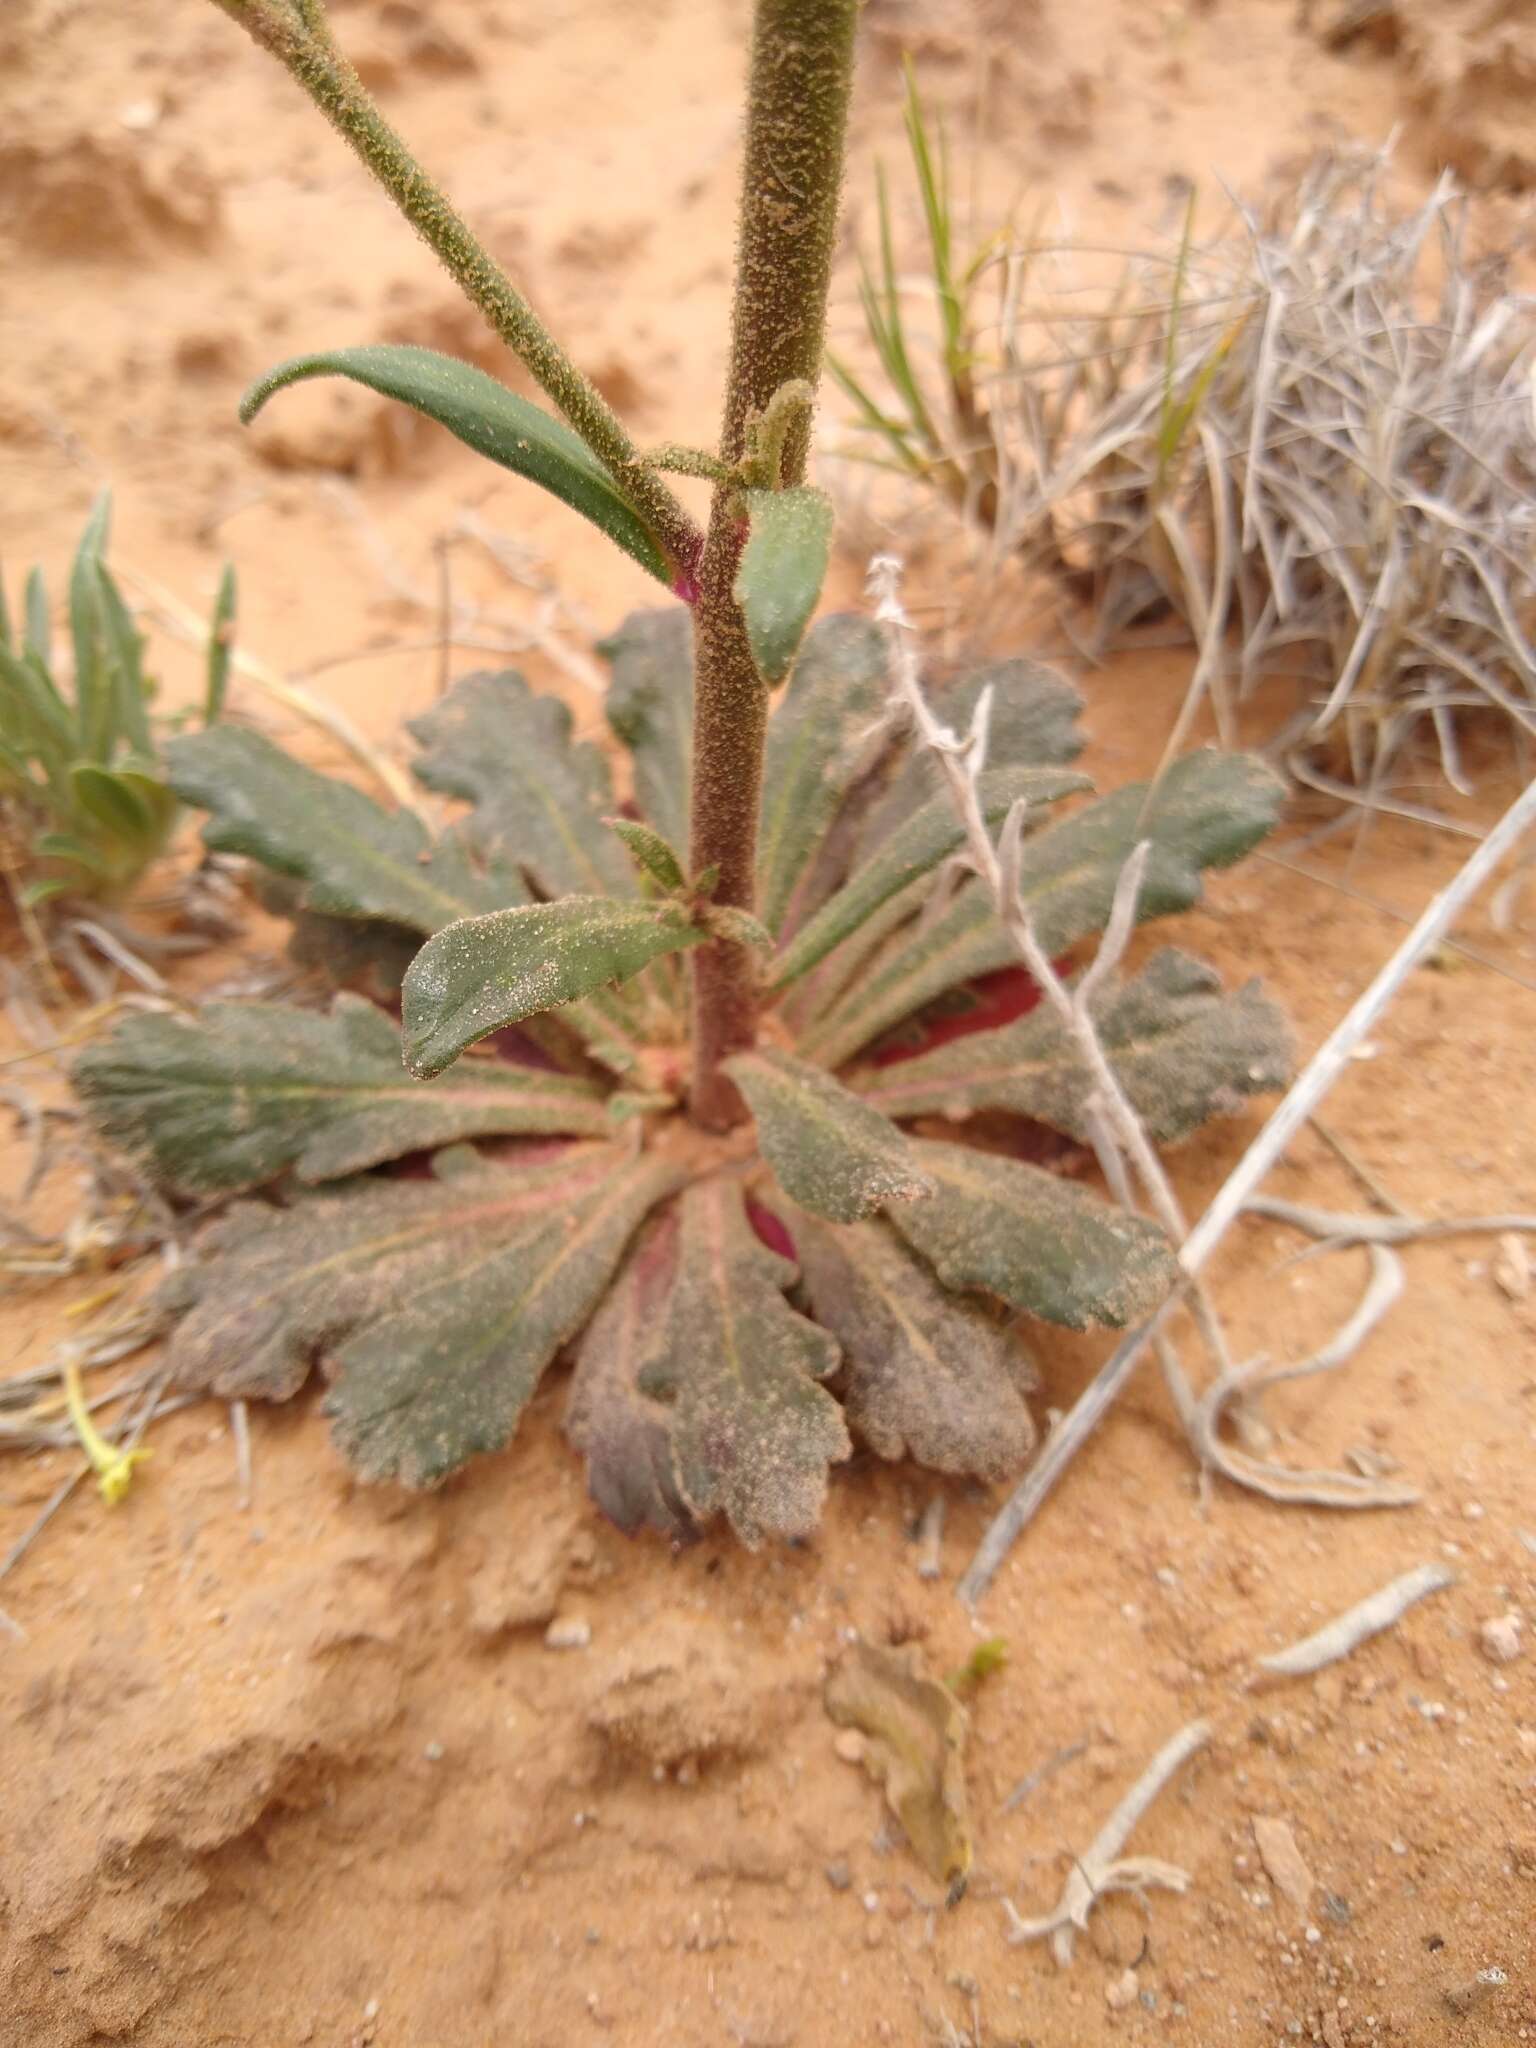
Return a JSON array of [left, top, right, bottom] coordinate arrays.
[[76, 0, 1291, 1545]]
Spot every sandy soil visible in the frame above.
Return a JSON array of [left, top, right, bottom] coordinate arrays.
[[2, 3, 1535, 2045]]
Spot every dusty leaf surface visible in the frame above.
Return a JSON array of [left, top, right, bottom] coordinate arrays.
[[792, 1211, 1037, 1478], [600, 606, 694, 855], [803, 748, 1285, 1066], [889, 1138, 1178, 1330], [565, 1212, 695, 1540], [401, 895, 706, 1078], [163, 1143, 685, 1485], [636, 1178, 850, 1546], [74, 994, 613, 1195], [855, 653, 1086, 857], [767, 761, 1090, 991], [859, 947, 1293, 1142], [824, 1640, 973, 1897], [168, 724, 518, 932], [724, 1047, 933, 1223], [408, 665, 636, 900], [755, 613, 890, 934]]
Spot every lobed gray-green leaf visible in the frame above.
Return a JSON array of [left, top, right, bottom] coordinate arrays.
[[724, 1046, 933, 1224], [888, 1138, 1178, 1331], [635, 1178, 850, 1547], [565, 1213, 694, 1539], [600, 607, 694, 854], [767, 762, 1090, 991], [756, 614, 890, 937], [407, 666, 635, 900], [792, 1211, 1038, 1480], [74, 994, 613, 1197], [803, 749, 1285, 1068], [164, 1144, 685, 1487], [168, 724, 520, 933], [858, 948, 1293, 1144]]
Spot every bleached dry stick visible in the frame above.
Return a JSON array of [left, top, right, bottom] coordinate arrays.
[[1252, 1562, 1456, 1683], [1003, 1718, 1211, 1965], [1191, 1244, 1415, 1507], [959, 767, 1536, 1608]]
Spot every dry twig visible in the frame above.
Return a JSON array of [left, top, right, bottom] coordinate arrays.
[[1253, 1562, 1456, 1683], [1002, 1719, 1210, 1964], [960, 769, 1536, 1606]]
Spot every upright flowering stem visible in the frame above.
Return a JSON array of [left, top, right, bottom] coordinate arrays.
[[687, 0, 858, 1129]]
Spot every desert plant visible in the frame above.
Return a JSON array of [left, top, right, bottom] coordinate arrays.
[[75, 0, 1291, 1544], [0, 496, 234, 910], [835, 120, 1536, 795]]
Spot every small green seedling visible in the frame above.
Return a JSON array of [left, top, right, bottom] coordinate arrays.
[[0, 497, 234, 909], [75, 0, 1290, 1545]]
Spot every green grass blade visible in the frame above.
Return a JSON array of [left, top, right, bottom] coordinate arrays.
[[95, 559, 154, 757], [23, 567, 50, 673], [204, 563, 236, 725]]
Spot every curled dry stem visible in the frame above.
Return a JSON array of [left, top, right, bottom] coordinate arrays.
[[1003, 1718, 1211, 1965], [959, 769, 1536, 1607]]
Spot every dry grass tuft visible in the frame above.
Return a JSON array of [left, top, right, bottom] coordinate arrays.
[[834, 124, 1536, 799]]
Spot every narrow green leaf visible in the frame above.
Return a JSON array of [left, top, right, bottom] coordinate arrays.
[[408, 665, 635, 899], [757, 614, 890, 936], [769, 763, 1089, 991], [68, 763, 158, 846], [858, 948, 1293, 1143], [32, 830, 109, 874], [599, 606, 693, 855], [68, 497, 114, 763], [699, 903, 774, 950], [734, 486, 835, 686], [94, 557, 153, 758], [0, 642, 74, 769], [75, 993, 614, 1197], [23, 566, 51, 673], [162, 1144, 684, 1486], [606, 816, 686, 895], [205, 563, 236, 724], [792, 1211, 1037, 1479], [402, 895, 708, 1079], [242, 346, 671, 586], [887, 1138, 1178, 1331], [565, 1213, 694, 1539], [724, 1047, 933, 1224], [803, 750, 1286, 1068], [635, 1178, 850, 1546], [168, 724, 520, 933]]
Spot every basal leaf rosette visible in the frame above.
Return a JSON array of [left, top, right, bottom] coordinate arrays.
[[76, 614, 1289, 1545]]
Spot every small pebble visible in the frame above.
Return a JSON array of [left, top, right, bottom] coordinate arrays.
[[1479, 1613, 1524, 1665], [1105, 1967, 1139, 2011], [825, 1860, 852, 1892], [544, 1615, 591, 1650], [833, 1728, 867, 1765], [422, 1740, 444, 1763]]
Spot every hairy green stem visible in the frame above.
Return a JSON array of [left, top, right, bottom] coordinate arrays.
[[207, 0, 702, 587], [687, 0, 858, 1129]]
